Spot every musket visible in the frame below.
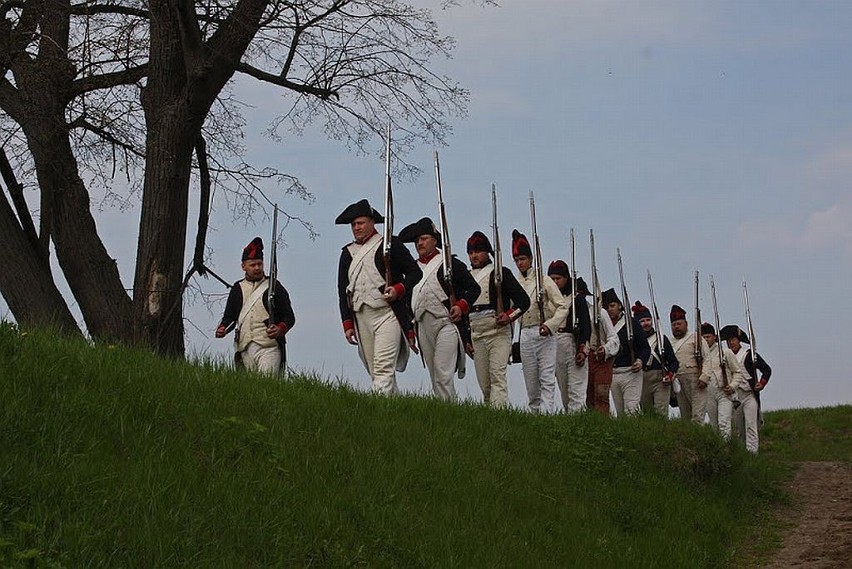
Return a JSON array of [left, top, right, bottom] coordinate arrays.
[[267, 203, 279, 321], [694, 271, 704, 373], [570, 228, 578, 347], [383, 124, 394, 287], [711, 275, 740, 408], [742, 279, 759, 376], [590, 229, 603, 348], [617, 248, 635, 363], [529, 191, 545, 325], [491, 184, 504, 315], [647, 269, 668, 372], [434, 151, 456, 305]]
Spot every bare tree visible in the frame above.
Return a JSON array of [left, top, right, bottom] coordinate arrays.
[[0, 0, 469, 355]]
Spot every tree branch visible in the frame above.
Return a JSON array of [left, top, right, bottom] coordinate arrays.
[[68, 116, 146, 158], [0, 146, 40, 259], [237, 61, 338, 100], [69, 64, 148, 98]]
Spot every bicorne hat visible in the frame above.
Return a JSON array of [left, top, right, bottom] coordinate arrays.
[[720, 324, 750, 344], [335, 199, 384, 225], [601, 287, 622, 308], [398, 217, 442, 248]]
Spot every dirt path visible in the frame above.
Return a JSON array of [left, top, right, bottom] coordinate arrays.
[[763, 461, 852, 568]]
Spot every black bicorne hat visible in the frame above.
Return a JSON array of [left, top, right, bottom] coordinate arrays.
[[601, 287, 622, 308], [575, 277, 591, 296], [701, 322, 716, 336], [335, 199, 384, 225], [720, 324, 750, 344], [398, 217, 442, 248]]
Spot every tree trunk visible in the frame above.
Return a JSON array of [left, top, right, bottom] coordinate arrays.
[[0, 187, 80, 334]]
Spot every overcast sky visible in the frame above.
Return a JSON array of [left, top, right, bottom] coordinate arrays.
[[4, 1, 851, 411]]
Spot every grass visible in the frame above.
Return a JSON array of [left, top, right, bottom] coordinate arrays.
[[760, 405, 852, 463], [0, 323, 794, 567]]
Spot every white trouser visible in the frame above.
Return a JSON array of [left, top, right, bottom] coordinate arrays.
[[733, 388, 759, 453], [418, 311, 459, 401], [355, 304, 403, 395], [641, 369, 671, 416], [520, 326, 557, 414], [555, 332, 587, 414], [706, 382, 736, 439], [611, 366, 642, 417], [470, 313, 512, 408], [241, 341, 282, 375], [676, 370, 708, 424]]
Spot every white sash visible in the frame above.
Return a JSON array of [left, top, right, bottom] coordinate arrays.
[[236, 279, 269, 337], [346, 233, 383, 293], [412, 254, 446, 314], [672, 335, 689, 355]]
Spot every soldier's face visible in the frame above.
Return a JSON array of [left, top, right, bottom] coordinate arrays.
[[241, 259, 265, 281], [639, 317, 653, 332], [606, 301, 622, 321], [550, 274, 568, 290], [415, 234, 438, 257], [671, 319, 688, 338], [514, 255, 531, 272], [702, 333, 717, 347], [726, 337, 741, 351], [350, 216, 376, 243], [468, 249, 490, 269]]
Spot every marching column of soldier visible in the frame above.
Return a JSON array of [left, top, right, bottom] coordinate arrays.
[[214, 141, 773, 454]]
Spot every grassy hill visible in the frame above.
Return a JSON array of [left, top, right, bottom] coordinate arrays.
[[0, 323, 802, 567]]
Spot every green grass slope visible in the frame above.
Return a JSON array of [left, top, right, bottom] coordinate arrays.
[[760, 405, 852, 463], [1, 324, 785, 567]]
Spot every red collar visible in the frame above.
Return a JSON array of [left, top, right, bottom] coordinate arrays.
[[419, 249, 440, 264]]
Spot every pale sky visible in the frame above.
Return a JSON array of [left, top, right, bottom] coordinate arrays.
[[4, 1, 851, 411]]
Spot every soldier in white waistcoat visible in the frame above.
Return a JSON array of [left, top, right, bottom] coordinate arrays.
[[547, 260, 591, 414], [701, 323, 749, 441], [336, 199, 422, 395], [466, 231, 531, 408], [399, 217, 480, 401], [216, 237, 295, 375], [512, 230, 569, 414], [721, 325, 769, 453], [669, 304, 712, 423]]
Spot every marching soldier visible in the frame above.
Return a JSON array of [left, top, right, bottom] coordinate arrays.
[[512, 230, 569, 413], [721, 325, 770, 453], [399, 217, 480, 401], [586, 291, 620, 417], [216, 237, 295, 375], [467, 231, 530, 407], [604, 288, 650, 417], [669, 304, 712, 423], [701, 323, 749, 441], [336, 199, 422, 395], [633, 301, 679, 416], [547, 260, 591, 414]]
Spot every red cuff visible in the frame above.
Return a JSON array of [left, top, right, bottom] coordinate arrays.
[[392, 283, 405, 297], [406, 328, 416, 341], [343, 320, 354, 332], [275, 323, 288, 336], [757, 378, 768, 389], [455, 299, 470, 315]]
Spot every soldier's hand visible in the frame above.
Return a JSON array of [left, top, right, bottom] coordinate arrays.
[[495, 312, 512, 327], [594, 345, 606, 359], [722, 384, 734, 396], [464, 342, 475, 357], [662, 372, 674, 384], [574, 350, 587, 367], [630, 359, 643, 373], [266, 324, 285, 339], [383, 285, 400, 303], [755, 378, 767, 392], [539, 324, 551, 337], [407, 334, 419, 354], [215, 324, 226, 338], [449, 305, 462, 323], [697, 379, 708, 390], [345, 328, 358, 345]]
